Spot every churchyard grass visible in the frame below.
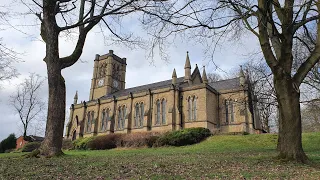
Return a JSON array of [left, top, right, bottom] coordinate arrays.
[[0, 133, 319, 179]]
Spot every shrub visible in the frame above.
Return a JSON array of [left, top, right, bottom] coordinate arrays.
[[146, 136, 159, 148], [155, 127, 212, 147], [86, 132, 161, 150], [73, 136, 96, 150], [21, 142, 41, 152], [0, 134, 17, 153], [87, 134, 123, 150], [62, 139, 74, 150], [118, 132, 160, 148]]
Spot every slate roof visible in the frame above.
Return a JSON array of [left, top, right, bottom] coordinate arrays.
[[100, 76, 241, 100], [102, 77, 185, 99], [209, 77, 241, 91]]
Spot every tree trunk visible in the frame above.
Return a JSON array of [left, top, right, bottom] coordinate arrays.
[[39, 7, 65, 155], [23, 129, 27, 139], [274, 73, 308, 163], [39, 61, 65, 157]]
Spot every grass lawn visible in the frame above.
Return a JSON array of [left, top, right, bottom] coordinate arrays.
[[1, 133, 320, 179]]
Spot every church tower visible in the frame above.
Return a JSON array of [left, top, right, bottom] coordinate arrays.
[[89, 50, 127, 100]]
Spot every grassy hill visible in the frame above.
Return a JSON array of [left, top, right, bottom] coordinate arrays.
[[1, 133, 320, 179]]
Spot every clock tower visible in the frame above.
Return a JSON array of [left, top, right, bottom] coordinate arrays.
[[89, 50, 127, 100]]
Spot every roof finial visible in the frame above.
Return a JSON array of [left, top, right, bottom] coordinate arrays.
[[172, 68, 177, 78], [240, 65, 244, 76], [239, 65, 246, 86], [184, 51, 191, 69], [172, 68, 177, 84], [73, 91, 78, 104], [202, 66, 208, 84], [184, 51, 191, 82]]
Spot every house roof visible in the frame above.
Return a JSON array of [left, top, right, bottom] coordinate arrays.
[[29, 135, 44, 142], [20, 135, 44, 142]]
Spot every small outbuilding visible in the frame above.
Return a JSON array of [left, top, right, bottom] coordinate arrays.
[[16, 135, 44, 149]]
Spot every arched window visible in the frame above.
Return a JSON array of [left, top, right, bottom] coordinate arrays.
[[140, 103, 144, 127], [118, 108, 122, 129], [122, 106, 126, 129], [101, 110, 105, 131], [225, 100, 229, 124], [75, 116, 79, 126], [188, 97, 192, 120], [102, 63, 106, 76], [91, 111, 95, 126], [105, 109, 110, 130], [230, 101, 234, 122], [162, 99, 166, 124], [193, 97, 197, 121], [156, 100, 160, 125], [87, 112, 91, 132], [135, 103, 140, 127]]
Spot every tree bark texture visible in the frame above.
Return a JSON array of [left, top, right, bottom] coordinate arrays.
[[40, 61, 65, 157], [39, 0, 65, 156], [274, 71, 308, 163]]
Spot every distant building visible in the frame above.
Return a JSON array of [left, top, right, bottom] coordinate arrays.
[[16, 135, 44, 149], [65, 50, 262, 140]]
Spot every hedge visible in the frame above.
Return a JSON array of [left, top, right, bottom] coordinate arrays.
[[154, 127, 212, 147], [71, 128, 211, 150], [73, 136, 96, 150]]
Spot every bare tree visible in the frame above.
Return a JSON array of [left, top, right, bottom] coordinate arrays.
[[243, 61, 277, 133], [141, 0, 320, 163], [207, 72, 222, 82], [10, 73, 45, 139], [293, 22, 320, 94], [301, 99, 320, 132], [17, 0, 164, 156], [0, 9, 18, 85]]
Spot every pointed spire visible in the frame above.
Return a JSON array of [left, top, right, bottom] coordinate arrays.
[[202, 66, 208, 84], [184, 51, 191, 82], [74, 91, 78, 104], [172, 68, 177, 84], [172, 68, 177, 78], [239, 65, 246, 86], [239, 65, 245, 77], [184, 51, 191, 69]]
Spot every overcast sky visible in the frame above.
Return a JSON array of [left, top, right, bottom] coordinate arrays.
[[0, 2, 261, 140]]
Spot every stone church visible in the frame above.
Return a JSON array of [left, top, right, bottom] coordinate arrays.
[[65, 50, 262, 140]]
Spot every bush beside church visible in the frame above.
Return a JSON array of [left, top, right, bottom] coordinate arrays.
[[66, 127, 212, 150]]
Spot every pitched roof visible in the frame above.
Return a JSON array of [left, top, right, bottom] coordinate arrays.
[[191, 65, 202, 83], [29, 135, 44, 142], [23, 135, 44, 142], [100, 77, 241, 99], [102, 77, 185, 99], [209, 77, 241, 91]]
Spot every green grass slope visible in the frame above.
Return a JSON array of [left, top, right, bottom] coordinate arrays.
[[1, 133, 320, 179]]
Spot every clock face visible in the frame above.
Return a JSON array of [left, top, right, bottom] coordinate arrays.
[[113, 80, 119, 88], [98, 79, 104, 87]]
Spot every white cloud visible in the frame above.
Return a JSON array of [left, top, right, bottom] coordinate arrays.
[[0, 3, 260, 140]]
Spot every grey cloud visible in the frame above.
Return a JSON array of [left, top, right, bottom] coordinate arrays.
[[0, 7, 260, 140]]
